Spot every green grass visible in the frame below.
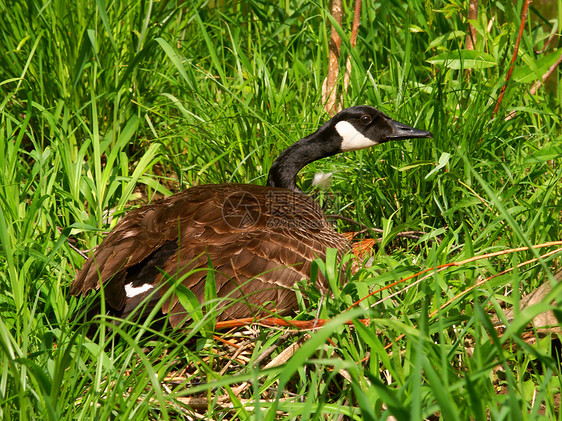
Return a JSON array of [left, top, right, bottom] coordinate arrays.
[[1, 0, 561, 419]]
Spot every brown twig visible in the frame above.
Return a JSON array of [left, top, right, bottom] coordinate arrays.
[[322, 0, 343, 116], [465, 0, 478, 51], [493, 0, 531, 116], [463, 0, 478, 79], [340, 0, 362, 110], [349, 0, 361, 48]]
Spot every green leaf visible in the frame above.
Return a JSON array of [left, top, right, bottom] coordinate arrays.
[[427, 50, 496, 69], [174, 282, 204, 323], [525, 144, 562, 163], [397, 160, 433, 172], [156, 38, 191, 85], [325, 247, 340, 299], [204, 255, 217, 326], [275, 309, 363, 390], [422, 356, 461, 420], [193, 11, 227, 84], [512, 49, 562, 83], [425, 152, 451, 179], [116, 143, 160, 210], [72, 29, 94, 91], [94, 0, 117, 51], [427, 31, 466, 50]]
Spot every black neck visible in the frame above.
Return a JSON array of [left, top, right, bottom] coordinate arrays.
[[266, 123, 341, 191]]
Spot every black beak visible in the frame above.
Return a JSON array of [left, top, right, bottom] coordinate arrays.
[[385, 118, 432, 141]]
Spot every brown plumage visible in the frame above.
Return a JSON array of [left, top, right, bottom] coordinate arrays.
[[71, 106, 432, 326], [71, 184, 348, 325]]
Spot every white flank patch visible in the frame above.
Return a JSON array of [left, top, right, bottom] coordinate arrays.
[[336, 121, 377, 151], [125, 282, 154, 298]]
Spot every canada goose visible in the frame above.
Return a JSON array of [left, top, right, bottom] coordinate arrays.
[[70, 106, 431, 327]]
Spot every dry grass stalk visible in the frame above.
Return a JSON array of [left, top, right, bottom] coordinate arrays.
[[322, 0, 343, 116], [340, 0, 362, 110], [322, 0, 363, 115], [465, 0, 478, 51]]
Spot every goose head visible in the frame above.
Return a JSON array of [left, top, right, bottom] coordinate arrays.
[[332, 105, 432, 151], [267, 105, 432, 191]]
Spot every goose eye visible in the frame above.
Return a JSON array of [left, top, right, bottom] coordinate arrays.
[[360, 115, 372, 125]]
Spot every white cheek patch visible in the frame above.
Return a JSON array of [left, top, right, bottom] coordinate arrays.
[[336, 121, 378, 151], [125, 282, 154, 298]]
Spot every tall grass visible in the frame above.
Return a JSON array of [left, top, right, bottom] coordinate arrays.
[[0, 0, 561, 419]]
